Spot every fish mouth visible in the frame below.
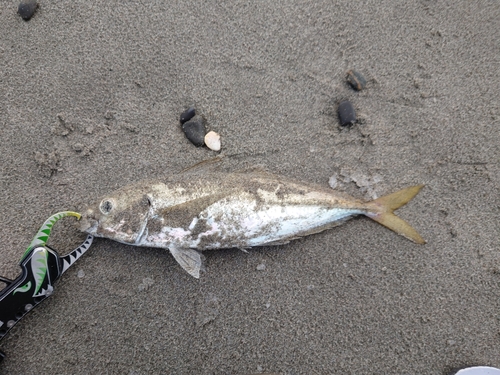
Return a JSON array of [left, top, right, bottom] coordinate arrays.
[[80, 219, 98, 235], [83, 221, 99, 235], [79, 209, 99, 235]]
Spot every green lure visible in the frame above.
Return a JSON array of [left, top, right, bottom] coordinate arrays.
[[20, 211, 81, 262]]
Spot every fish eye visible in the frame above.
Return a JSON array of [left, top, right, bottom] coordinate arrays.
[[99, 199, 115, 215]]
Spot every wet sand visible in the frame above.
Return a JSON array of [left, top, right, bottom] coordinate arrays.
[[0, 1, 499, 374]]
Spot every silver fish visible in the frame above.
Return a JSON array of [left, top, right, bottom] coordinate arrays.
[[80, 168, 425, 278]]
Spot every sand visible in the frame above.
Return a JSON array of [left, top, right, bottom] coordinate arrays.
[[0, 1, 499, 374]]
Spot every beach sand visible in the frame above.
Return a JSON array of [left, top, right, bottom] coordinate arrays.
[[0, 1, 499, 374]]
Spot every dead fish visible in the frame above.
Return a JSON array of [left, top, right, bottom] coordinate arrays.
[[80, 168, 425, 278]]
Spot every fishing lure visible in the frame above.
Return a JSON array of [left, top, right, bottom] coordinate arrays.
[[0, 212, 93, 361]]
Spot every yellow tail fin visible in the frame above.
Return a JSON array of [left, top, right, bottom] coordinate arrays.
[[366, 185, 425, 244]]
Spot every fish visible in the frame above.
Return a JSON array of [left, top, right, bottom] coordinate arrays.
[[79, 167, 425, 278]]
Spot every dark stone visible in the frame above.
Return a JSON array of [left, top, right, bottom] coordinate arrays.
[[346, 70, 367, 91], [18, 0, 38, 20], [338, 100, 356, 126], [181, 115, 206, 146], [180, 107, 196, 124]]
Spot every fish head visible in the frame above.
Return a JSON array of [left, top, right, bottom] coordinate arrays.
[[80, 185, 152, 245]]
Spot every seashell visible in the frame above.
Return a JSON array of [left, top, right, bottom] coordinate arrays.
[[204, 131, 221, 151]]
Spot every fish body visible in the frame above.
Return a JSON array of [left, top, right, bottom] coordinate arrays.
[[80, 169, 425, 278]]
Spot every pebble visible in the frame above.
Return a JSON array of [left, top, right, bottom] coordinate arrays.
[[138, 277, 154, 292], [179, 107, 196, 124], [18, 0, 38, 20], [338, 100, 356, 126], [328, 175, 338, 189], [72, 143, 84, 152], [181, 115, 206, 147], [204, 131, 221, 151], [256, 263, 266, 271], [346, 70, 367, 91], [77, 269, 85, 279]]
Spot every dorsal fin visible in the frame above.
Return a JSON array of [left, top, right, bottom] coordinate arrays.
[[179, 156, 224, 175]]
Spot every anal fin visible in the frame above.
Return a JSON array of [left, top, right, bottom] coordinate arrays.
[[169, 246, 205, 278]]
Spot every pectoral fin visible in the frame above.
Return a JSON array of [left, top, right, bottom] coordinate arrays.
[[168, 246, 205, 278]]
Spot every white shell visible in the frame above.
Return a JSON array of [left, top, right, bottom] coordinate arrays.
[[204, 131, 221, 151]]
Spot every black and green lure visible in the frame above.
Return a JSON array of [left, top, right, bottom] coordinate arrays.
[[0, 212, 93, 360]]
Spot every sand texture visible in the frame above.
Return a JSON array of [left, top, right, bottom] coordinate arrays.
[[0, 1, 499, 374]]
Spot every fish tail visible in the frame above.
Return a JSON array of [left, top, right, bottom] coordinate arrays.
[[365, 185, 425, 244]]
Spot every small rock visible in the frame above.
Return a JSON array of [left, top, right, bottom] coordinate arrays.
[[181, 115, 206, 147], [256, 263, 266, 271], [180, 107, 196, 124], [52, 113, 74, 136], [77, 269, 85, 278], [104, 110, 115, 120], [204, 131, 221, 151], [338, 100, 356, 126], [138, 277, 154, 292], [18, 0, 38, 20], [121, 121, 139, 133], [339, 169, 352, 183], [328, 175, 338, 189], [72, 143, 84, 152], [346, 70, 367, 91]]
